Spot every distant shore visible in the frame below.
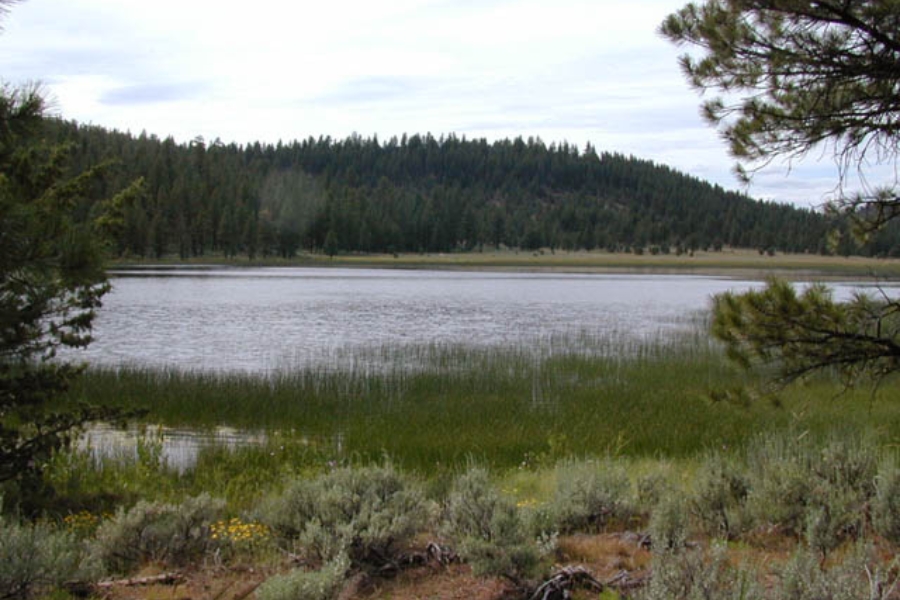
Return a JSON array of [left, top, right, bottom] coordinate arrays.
[[110, 248, 900, 280]]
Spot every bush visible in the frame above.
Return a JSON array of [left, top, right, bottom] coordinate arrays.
[[636, 543, 762, 600], [256, 554, 349, 600], [745, 436, 874, 551], [0, 516, 81, 599], [545, 459, 633, 533], [777, 545, 873, 600], [804, 484, 866, 558], [89, 493, 224, 575], [812, 437, 878, 497], [744, 437, 812, 537], [648, 494, 689, 552], [635, 542, 897, 600], [259, 464, 430, 570], [690, 453, 749, 539], [873, 457, 900, 545], [636, 471, 673, 512], [442, 467, 544, 582]]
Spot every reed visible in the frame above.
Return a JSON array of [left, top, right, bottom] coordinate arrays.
[[65, 331, 900, 474]]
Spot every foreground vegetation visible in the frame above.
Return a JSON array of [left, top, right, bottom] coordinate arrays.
[[6, 435, 900, 599], [2, 333, 899, 598]]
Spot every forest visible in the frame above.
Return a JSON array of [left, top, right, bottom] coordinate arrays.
[[48, 120, 887, 261]]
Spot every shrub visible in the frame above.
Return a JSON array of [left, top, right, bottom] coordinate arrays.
[[777, 545, 873, 600], [648, 494, 689, 552], [873, 457, 900, 545], [804, 484, 866, 558], [744, 437, 812, 537], [442, 467, 544, 582], [636, 471, 673, 512], [746, 435, 876, 545], [545, 459, 633, 533], [690, 453, 749, 539], [636, 543, 762, 600], [256, 553, 349, 600], [813, 437, 878, 498], [89, 493, 224, 575], [259, 464, 430, 570], [0, 516, 81, 600]]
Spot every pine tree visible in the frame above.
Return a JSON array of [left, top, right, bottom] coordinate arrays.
[[662, 0, 900, 386], [0, 84, 125, 496]]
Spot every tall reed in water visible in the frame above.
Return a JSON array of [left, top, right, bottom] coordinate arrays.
[[66, 331, 900, 472]]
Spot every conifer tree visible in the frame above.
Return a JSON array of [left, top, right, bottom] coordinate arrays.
[[0, 83, 117, 492], [0, 3, 136, 497], [662, 0, 900, 386]]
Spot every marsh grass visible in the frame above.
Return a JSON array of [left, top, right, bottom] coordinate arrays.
[[63, 332, 900, 475]]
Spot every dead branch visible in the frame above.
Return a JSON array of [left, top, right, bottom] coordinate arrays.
[[529, 565, 605, 600], [607, 569, 651, 592], [95, 572, 186, 588], [426, 541, 460, 565]]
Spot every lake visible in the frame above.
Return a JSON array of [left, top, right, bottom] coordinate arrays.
[[73, 266, 897, 467], [73, 266, 888, 373]]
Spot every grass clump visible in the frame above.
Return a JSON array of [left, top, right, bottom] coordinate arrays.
[[0, 514, 82, 600], [259, 463, 431, 571], [88, 493, 224, 575]]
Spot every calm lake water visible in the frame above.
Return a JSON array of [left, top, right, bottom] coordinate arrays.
[[72, 266, 890, 373], [74, 266, 897, 466]]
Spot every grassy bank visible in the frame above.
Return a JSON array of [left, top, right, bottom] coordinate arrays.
[[110, 247, 900, 278], [66, 333, 900, 475]]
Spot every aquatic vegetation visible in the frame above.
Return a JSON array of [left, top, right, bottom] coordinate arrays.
[[62, 330, 900, 474]]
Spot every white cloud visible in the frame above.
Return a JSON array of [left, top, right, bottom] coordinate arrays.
[[0, 0, 876, 208]]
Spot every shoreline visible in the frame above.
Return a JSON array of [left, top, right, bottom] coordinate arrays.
[[109, 248, 900, 281]]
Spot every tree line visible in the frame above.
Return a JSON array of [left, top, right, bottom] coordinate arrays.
[[43, 121, 882, 260]]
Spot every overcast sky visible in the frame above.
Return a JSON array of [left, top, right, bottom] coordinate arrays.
[[0, 0, 869, 208]]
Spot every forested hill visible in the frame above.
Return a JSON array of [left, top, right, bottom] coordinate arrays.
[[53, 120, 846, 259]]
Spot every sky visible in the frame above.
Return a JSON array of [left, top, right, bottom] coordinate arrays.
[[0, 0, 873, 208]]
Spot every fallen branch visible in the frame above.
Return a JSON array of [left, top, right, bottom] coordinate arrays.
[[529, 565, 605, 600], [606, 569, 650, 592], [96, 573, 186, 588], [426, 541, 460, 566]]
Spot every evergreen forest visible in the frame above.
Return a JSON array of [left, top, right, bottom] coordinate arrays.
[[48, 120, 895, 260]]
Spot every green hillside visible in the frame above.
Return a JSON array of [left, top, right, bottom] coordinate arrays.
[[50, 121, 876, 260]]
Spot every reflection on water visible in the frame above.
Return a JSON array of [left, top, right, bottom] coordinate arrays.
[[78, 423, 269, 472]]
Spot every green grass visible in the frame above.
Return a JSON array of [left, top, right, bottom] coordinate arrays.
[[64, 331, 900, 476]]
